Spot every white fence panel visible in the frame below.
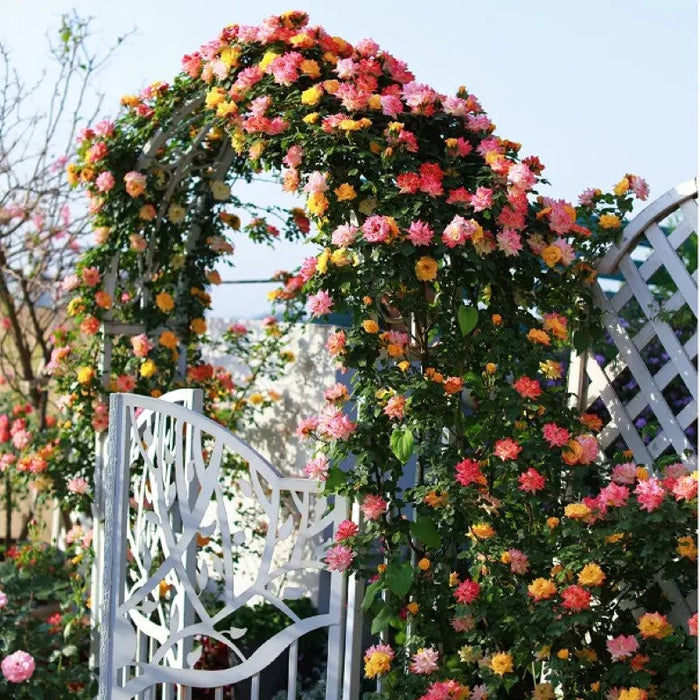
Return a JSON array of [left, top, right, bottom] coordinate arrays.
[[99, 392, 348, 699], [569, 179, 697, 468]]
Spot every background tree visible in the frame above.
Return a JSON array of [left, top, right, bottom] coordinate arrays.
[[0, 13, 125, 544]]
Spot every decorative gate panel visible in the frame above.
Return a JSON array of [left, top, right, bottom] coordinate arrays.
[[569, 179, 697, 468], [99, 393, 347, 699]]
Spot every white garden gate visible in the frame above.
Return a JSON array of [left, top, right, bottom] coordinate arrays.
[[99, 390, 354, 699]]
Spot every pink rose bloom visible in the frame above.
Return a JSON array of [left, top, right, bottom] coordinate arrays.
[[576, 434, 600, 464], [282, 145, 303, 168], [518, 468, 545, 494], [124, 171, 147, 198], [513, 376, 541, 400], [578, 188, 598, 206], [507, 549, 530, 574], [362, 215, 394, 243], [507, 162, 536, 190], [451, 614, 474, 632], [324, 544, 354, 572], [455, 458, 485, 487], [115, 374, 137, 393], [542, 423, 570, 448], [612, 462, 637, 485], [61, 274, 80, 293], [334, 57, 357, 79], [672, 475, 697, 501], [552, 237, 576, 266], [303, 455, 329, 481], [330, 224, 358, 247], [318, 407, 356, 441], [295, 416, 319, 440], [324, 383, 348, 403], [1, 650, 35, 683], [93, 119, 115, 137], [409, 647, 439, 675], [12, 429, 31, 450], [454, 578, 480, 604], [496, 229, 523, 257], [635, 477, 666, 512], [471, 685, 489, 700], [334, 519, 359, 541], [303, 170, 328, 194], [561, 584, 591, 611], [325, 330, 346, 358], [383, 395, 406, 420], [131, 334, 153, 358], [0, 591, 7, 609], [629, 175, 650, 200], [688, 612, 697, 636], [361, 494, 387, 521], [268, 51, 303, 86], [95, 171, 115, 193], [308, 290, 334, 317], [81, 267, 101, 286], [606, 634, 639, 661], [406, 221, 434, 246], [379, 94, 404, 118], [597, 482, 629, 508], [441, 215, 480, 248], [494, 438, 522, 462], [67, 476, 90, 495]]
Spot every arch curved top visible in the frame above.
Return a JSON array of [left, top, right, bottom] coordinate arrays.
[[597, 178, 697, 275]]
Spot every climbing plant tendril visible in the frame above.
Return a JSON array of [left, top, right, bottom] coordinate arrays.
[[56, 11, 696, 699]]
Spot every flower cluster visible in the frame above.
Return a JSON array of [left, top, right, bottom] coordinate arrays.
[[54, 10, 697, 698]]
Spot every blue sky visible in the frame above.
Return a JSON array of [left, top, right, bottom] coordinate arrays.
[[2, 1, 696, 317]]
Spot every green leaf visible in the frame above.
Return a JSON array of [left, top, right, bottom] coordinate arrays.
[[362, 580, 383, 612], [385, 561, 414, 597], [573, 330, 591, 354], [390, 427, 414, 463], [371, 605, 392, 635], [323, 466, 345, 491], [410, 516, 441, 548], [457, 305, 478, 336]]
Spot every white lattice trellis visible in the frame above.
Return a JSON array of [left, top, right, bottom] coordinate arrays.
[[569, 179, 698, 468], [99, 392, 349, 700]]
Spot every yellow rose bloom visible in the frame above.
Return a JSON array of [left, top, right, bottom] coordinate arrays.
[[546, 516, 560, 529], [578, 562, 606, 587], [140, 359, 157, 378], [205, 88, 226, 109], [415, 256, 438, 282], [564, 503, 592, 519], [406, 602, 419, 615], [676, 535, 698, 561], [156, 292, 175, 313], [259, 50, 278, 71], [541, 245, 563, 268], [330, 249, 351, 267], [485, 362, 497, 375], [556, 649, 569, 660], [490, 651, 514, 676], [334, 183, 357, 201], [306, 191, 329, 216], [613, 176, 630, 196], [67, 297, 85, 317], [362, 319, 379, 333], [618, 688, 648, 700], [158, 330, 178, 350], [528, 578, 557, 601], [527, 328, 551, 345], [316, 248, 331, 274], [417, 558, 431, 571], [364, 649, 392, 679], [599, 213, 621, 229], [301, 85, 323, 106], [249, 393, 264, 405], [76, 366, 95, 385], [190, 318, 207, 335], [299, 58, 321, 78], [303, 112, 320, 124], [470, 523, 495, 539]]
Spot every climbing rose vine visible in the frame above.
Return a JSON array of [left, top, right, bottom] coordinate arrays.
[[56, 11, 697, 698]]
